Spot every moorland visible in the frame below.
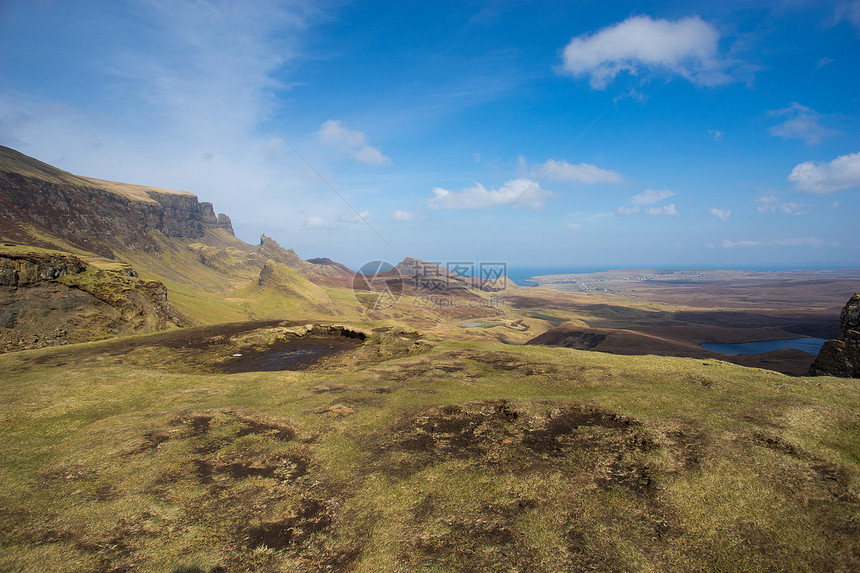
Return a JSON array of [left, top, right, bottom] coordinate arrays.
[[1, 145, 858, 572]]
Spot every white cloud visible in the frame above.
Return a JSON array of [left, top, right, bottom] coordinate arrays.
[[317, 120, 391, 166], [264, 137, 284, 159], [755, 195, 779, 213], [646, 204, 679, 216], [305, 216, 330, 229], [542, 160, 623, 184], [709, 208, 731, 221], [788, 151, 860, 193], [616, 206, 640, 216], [617, 189, 678, 216], [560, 15, 733, 89], [348, 210, 371, 223], [722, 240, 760, 248], [428, 178, 554, 210], [719, 237, 823, 248], [305, 210, 371, 229], [755, 195, 810, 216], [768, 102, 838, 145], [779, 202, 809, 216], [834, 1, 860, 32], [0, 1, 340, 243], [391, 210, 414, 221], [816, 57, 834, 69], [630, 189, 676, 205], [708, 129, 724, 141], [769, 237, 823, 247]]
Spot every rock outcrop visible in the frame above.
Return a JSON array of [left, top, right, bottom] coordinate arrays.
[[0, 146, 234, 257], [200, 201, 235, 235], [0, 248, 182, 352], [0, 252, 88, 286], [809, 293, 860, 378]]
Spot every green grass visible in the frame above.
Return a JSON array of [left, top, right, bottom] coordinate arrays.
[[0, 333, 857, 572], [520, 309, 569, 327]]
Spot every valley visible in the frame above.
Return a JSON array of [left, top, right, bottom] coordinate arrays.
[[0, 146, 858, 572]]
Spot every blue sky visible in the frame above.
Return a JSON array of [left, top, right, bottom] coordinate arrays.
[[1, 0, 859, 270]]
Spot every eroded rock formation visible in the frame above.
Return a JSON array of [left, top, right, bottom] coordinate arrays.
[[809, 293, 860, 378], [0, 250, 181, 352], [0, 146, 234, 258]]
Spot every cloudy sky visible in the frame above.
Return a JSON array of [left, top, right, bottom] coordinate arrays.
[[2, 0, 859, 270]]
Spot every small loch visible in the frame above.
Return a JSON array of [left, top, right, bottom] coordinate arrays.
[[700, 337, 827, 355]]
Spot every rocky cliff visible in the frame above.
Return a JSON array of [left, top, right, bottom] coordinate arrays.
[[0, 145, 360, 342], [809, 293, 860, 378], [0, 246, 181, 352], [0, 251, 88, 286], [0, 146, 233, 258]]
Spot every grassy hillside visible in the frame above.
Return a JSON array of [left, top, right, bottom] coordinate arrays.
[[0, 146, 191, 203], [0, 326, 857, 572]]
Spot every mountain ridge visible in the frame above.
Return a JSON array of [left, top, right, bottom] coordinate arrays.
[[0, 145, 361, 348], [0, 145, 518, 350]]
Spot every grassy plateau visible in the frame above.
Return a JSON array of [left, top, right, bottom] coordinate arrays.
[[0, 322, 858, 572]]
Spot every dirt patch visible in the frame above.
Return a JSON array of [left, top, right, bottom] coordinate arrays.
[[215, 334, 363, 373], [310, 404, 356, 416], [309, 383, 394, 394], [749, 431, 801, 457], [745, 431, 860, 508], [125, 409, 364, 571], [380, 400, 654, 493], [123, 430, 170, 455], [42, 464, 92, 482], [166, 411, 295, 442], [400, 511, 533, 572], [521, 405, 637, 457], [245, 499, 331, 550], [526, 328, 608, 350], [472, 352, 562, 376], [5, 320, 375, 375], [191, 456, 309, 483]]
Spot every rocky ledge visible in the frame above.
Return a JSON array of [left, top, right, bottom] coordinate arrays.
[[809, 293, 860, 378], [0, 248, 182, 352]]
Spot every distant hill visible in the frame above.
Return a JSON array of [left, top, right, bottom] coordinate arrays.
[[0, 146, 515, 351], [0, 146, 358, 350]]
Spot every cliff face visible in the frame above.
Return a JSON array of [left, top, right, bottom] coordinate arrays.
[[0, 248, 181, 352], [0, 252, 88, 286], [0, 165, 233, 258], [809, 293, 860, 378], [0, 145, 355, 340]]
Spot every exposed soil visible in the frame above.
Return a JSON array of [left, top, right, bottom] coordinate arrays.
[[17, 394, 860, 572], [1, 320, 371, 375], [379, 400, 704, 571], [380, 400, 654, 483], [125, 409, 359, 571], [215, 334, 362, 373]]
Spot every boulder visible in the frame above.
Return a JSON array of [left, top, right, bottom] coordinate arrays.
[[809, 293, 860, 378]]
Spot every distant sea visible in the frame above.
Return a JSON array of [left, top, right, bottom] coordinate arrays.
[[502, 265, 854, 286], [505, 267, 611, 286]]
